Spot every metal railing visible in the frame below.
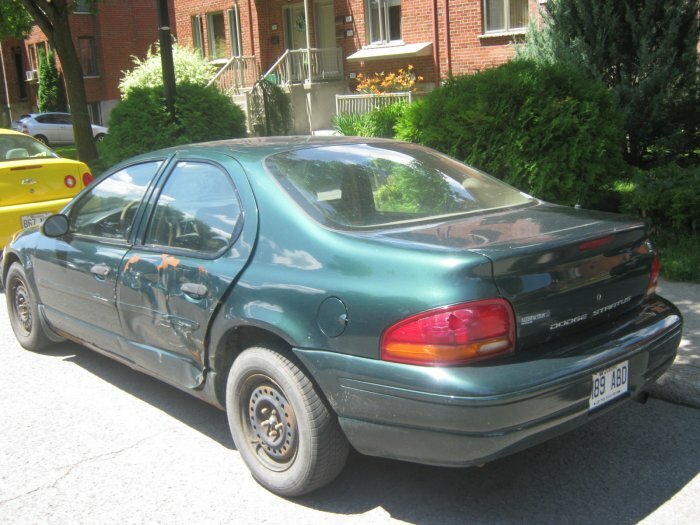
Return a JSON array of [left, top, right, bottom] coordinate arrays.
[[207, 56, 258, 94], [335, 92, 419, 115], [263, 48, 344, 85]]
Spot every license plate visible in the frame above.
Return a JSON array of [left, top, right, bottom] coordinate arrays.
[[589, 360, 629, 409], [20, 213, 52, 229]]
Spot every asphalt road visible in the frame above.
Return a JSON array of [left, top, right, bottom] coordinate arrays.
[[1, 292, 699, 525]]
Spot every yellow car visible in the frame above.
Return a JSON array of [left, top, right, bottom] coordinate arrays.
[[0, 129, 93, 251]]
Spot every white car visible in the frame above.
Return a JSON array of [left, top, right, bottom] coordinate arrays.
[[11, 112, 108, 146]]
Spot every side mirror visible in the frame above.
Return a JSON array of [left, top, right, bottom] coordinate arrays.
[[42, 214, 69, 238]]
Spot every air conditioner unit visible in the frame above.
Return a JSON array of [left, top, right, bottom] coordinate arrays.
[[25, 70, 38, 82]]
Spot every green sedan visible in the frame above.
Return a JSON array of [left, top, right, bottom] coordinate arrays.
[[2, 137, 682, 496]]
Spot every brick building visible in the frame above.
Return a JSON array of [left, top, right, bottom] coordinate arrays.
[[0, 0, 176, 128], [174, 0, 537, 131]]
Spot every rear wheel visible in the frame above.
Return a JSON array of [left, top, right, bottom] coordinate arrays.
[[226, 345, 349, 496], [6, 263, 52, 351], [34, 135, 49, 146]]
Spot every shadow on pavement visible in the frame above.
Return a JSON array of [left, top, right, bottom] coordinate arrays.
[[45, 337, 699, 525]]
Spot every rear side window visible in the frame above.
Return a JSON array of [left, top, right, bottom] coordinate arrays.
[[266, 142, 534, 229], [145, 161, 241, 254], [69, 161, 161, 240]]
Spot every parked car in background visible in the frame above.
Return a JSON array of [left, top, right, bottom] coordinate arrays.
[[2, 137, 682, 496], [11, 112, 108, 146], [0, 129, 93, 252]]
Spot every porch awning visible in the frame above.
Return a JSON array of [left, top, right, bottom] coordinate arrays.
[[346, 42, 433, 62]]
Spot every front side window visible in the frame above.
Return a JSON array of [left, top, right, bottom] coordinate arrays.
[[69, 162, 162, 240], [484, 0, 529, 33], [367, 0, 401, 44], [206, 12, 227, 59], [146, 162, 241, 253], [267, 143, 534, 229], [78, 36, 98, 76]]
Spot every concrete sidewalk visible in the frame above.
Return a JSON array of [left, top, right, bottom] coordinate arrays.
[[647, 279, 700, 408]]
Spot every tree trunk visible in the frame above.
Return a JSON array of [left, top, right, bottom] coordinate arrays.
[[20, 0, 98, 165], [50, 14, 98, 164]]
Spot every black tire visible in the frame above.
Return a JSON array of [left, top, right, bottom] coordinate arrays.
[[6, 262, 52, 351], [34, 135, 49, 146], [226, 345, 349, 496]]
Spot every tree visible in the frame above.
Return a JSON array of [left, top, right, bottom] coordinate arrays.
[[520, 0, 699, 167], [0, 0, 32, 41], [37, 48, 66, 112], [7, 1, 98, 163]]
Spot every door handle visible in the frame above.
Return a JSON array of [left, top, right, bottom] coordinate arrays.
[[90, 263, 110, 277], [181, 282, 208, 298]]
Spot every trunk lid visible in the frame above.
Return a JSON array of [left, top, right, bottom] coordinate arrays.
[[372, 203, 654, 349], [0, 158, 87, 207]]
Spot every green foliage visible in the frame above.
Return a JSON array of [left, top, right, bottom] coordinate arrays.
[[37, 49, 67, 112], [331, 113, 364, 136], [248, 80, 291, 136], [119, 44, 217, 97], [619, 164, 700, 233], [333, 103, 408, 139], [102, 83, 247, 165], [654, 233, 700, 283], [0, 0, 33, 40], [395, 60, 627, 206], [520, 0, 700, 166]]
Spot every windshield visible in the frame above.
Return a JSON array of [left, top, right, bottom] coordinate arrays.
[[0, 134, 59, 162], [266, 142, 534, 229]]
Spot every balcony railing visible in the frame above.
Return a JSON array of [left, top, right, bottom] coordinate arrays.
[[207, 56, 258, 94], [335, 92, 421, 116], [263, 48, 344, 85]]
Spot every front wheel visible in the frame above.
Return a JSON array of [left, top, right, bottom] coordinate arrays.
[[6, 262, 52, 351], [226, 345, 349, 496]]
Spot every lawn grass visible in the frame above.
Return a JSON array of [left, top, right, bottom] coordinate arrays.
[[654, 232, 700, 283], [53, 145, 77, 159]]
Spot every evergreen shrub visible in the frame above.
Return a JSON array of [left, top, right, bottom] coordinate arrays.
[[102, 83, 246, 165], [395, 60, 627, 206], [620, 164, 700, 232]]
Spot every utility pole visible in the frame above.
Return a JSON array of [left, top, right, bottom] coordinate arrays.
[[157, 0, 176, 117]]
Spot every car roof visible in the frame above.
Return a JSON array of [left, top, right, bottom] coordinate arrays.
[[0, 128, 33, 137], [148, 136, 396, 160]]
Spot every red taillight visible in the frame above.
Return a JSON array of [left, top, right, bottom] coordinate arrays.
[[646, 254, 660, 297], [380, 299, 516, 366], [82, 172, 94, 186], [64, 175, 76, 188]]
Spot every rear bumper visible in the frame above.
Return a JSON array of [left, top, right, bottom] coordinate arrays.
[[294, 295, 682, 467], [0, 197, 71, 249]]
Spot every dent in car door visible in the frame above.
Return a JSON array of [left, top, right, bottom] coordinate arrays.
[[117, 157, 256, 389], [35, 161, 162, 354]]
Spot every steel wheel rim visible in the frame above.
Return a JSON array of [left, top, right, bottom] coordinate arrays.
[[11, 278, 32, 336], [240, 374, 298, 471]]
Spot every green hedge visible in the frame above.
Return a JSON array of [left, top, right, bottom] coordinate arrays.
[[102, 83, 247, 165], [395, 60, 627, 206], [619, 164, 700, 232]]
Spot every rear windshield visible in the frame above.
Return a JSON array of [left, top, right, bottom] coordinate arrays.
[[266, 142, 534, 229], [0, 134, 58, 162]]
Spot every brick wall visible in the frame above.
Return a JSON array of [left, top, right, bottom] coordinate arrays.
[[21, 0, 176, 122], [174, 0, 534, 89]]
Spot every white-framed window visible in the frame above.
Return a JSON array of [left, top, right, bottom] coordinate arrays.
[[191, 15, 204, 57], [206, 11, 227, 59], [228, 4, 242, 57], [483, 0, 529, 33], [366, 0, 402, 45]]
